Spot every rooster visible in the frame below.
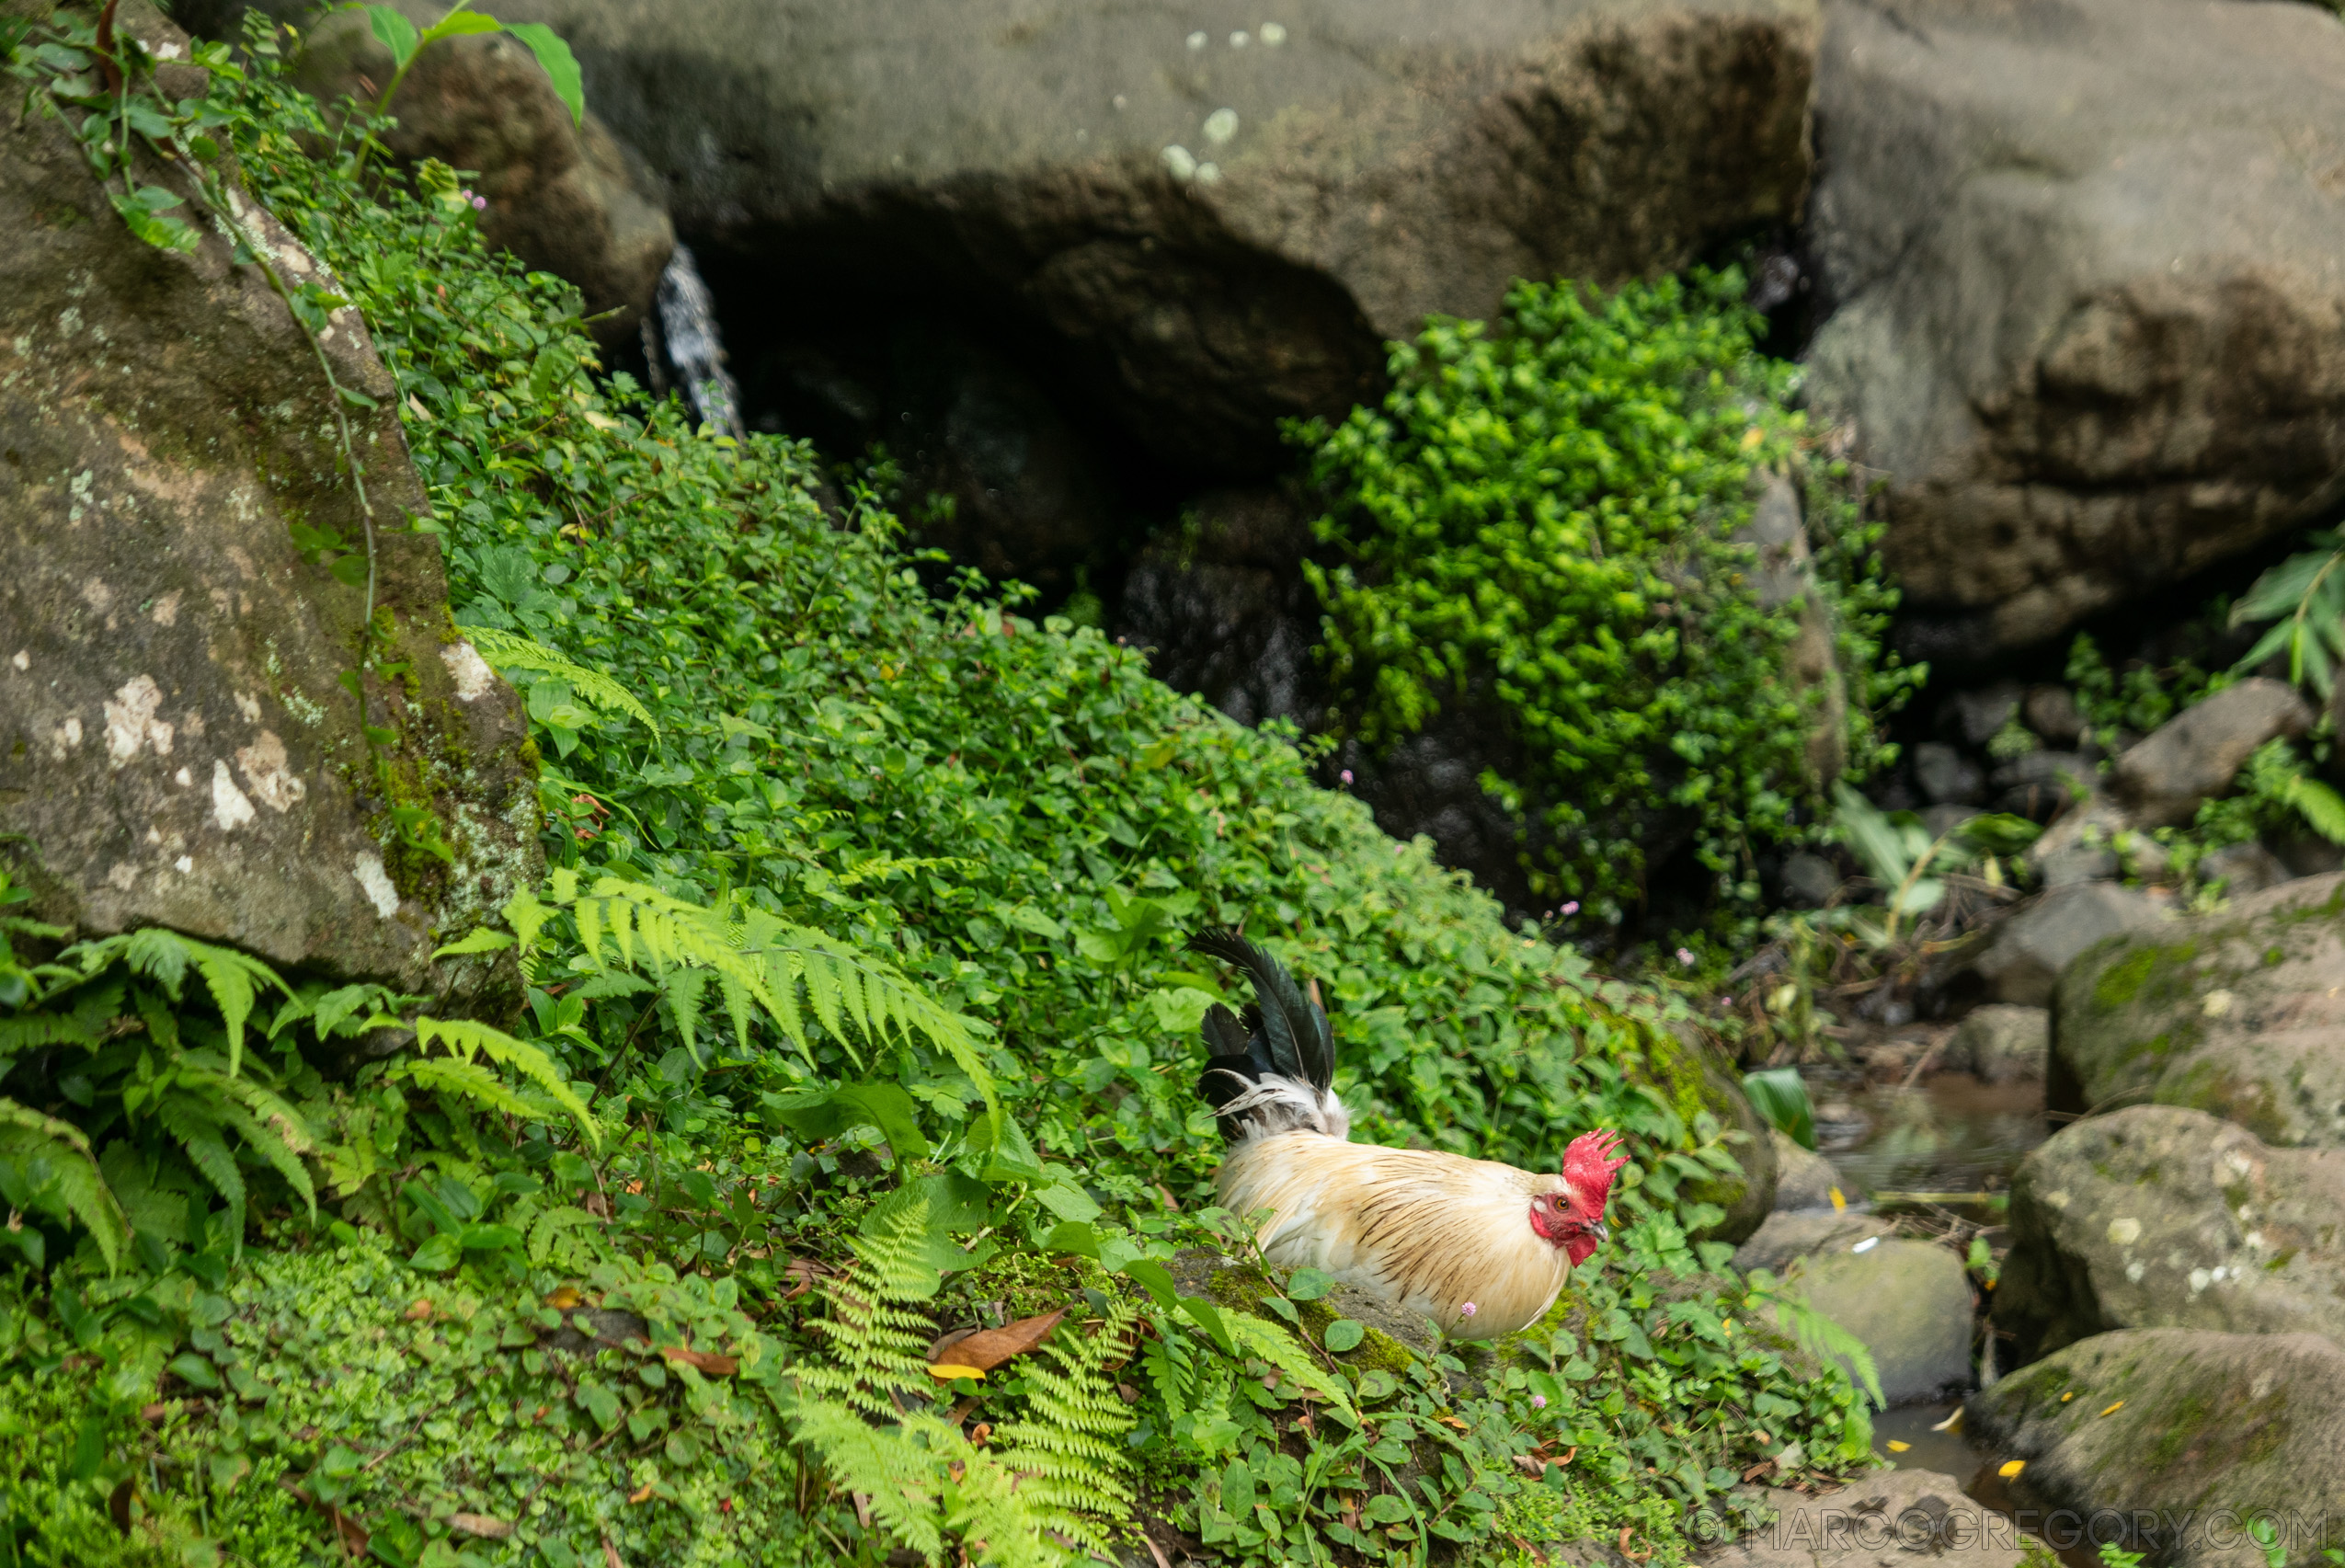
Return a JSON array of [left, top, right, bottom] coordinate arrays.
[[1188, 930, 1628, 1340]]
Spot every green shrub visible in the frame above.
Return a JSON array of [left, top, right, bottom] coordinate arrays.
[[1298, 269, 1916, 926]]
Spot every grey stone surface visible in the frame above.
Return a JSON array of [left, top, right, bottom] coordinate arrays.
[[1781, 851, 1843, 907], [2024, 685, 2085, 750], [1763, 1230, 1975, 1404], [1967, 1330, 2345, 1568], [0, 3, 539, 1007], [1699, 1470, 2021, 1568], [1943, 684, 2021, 749], [2025, 794, 2130, 889], [1770, 1128, 1843, 1212], [482, 0, 1819, 472], [1805, 0, 2345, 657], [1733, 1212, 1882, 1273], [2201, 841, 2293, 898], [1988, 749, 2090, 822], [1997, 1105, 2345, 1361], [2111, 678, 2314, 830], [1946, 1004, 2048, 1084], [296, 0, 673, 345], [2053, 873, 2345, 1149], [1913, 742, 1985, 807], [1118, 486, 1317, 728], [1972, 883, 2171, 1007]]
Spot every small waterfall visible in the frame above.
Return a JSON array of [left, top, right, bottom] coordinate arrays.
[[642, 243, 743, 439]]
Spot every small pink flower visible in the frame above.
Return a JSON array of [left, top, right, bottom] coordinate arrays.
[[1340, 769, 1354, 784], [1458, 1302, 1477, 1319], [1676, 946, 1696, 967], [1561, 901, 1579, 916], [472, 194, 488, 212], [1530, 1394, 1548, 1409]]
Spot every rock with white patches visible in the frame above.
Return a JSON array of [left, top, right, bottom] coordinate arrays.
[[0, 0, 539, 1015], [1998, 1104, 2345, 1363]]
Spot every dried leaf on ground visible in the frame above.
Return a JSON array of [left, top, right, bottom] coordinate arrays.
[[927, 1308, 1066, 1375]]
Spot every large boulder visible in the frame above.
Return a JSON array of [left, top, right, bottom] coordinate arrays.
[[2111, 678, 2315, 830], [1699, 1469, 2022, 1568], [1945, 1004, 2049, 1084], [1998, 1105, 2345, 1361], [293, 0, 674, 346], [1967, 882, 2172, 1008], [0, 6, 540, 1006], [486, 0, 1820, 475], [2052, 874, 2345, 1147], [1735, 1219, 1975, 1404], [1803, 0, 2345, 660], [1966, 1330, 2345, 1567]]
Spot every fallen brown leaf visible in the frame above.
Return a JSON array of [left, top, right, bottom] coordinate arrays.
[[628, 1482, 655, 1505], [969, 1422, 992, 1447], [1507, 1532, 1550, 1564], [332, 1507, 368, 1558], [451, 1513, 513, 1539], [852, 1492, 875, 1528], [403, 1300, 432, 1321], [545, 1286, 582, 1310], [108, 1478, 134, 1535], [601, 1533, 625, 1568], [926, 1309, 1066, 1376], [1140, 1527, 1174, 1568], [139, 1402, 167, 1423], [1435, 1414, 1470, 1431], [658, 1345, 738, 1376]]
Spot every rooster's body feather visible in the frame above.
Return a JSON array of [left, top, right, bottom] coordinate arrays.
[[1186, 930, 1626, 1341]]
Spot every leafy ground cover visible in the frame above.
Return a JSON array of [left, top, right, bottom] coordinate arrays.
[[0, 16, 1873, 1567]]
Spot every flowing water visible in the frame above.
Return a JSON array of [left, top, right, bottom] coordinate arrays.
[[1825, 1074, 2053, 1203], [646, 243, 744, 438]]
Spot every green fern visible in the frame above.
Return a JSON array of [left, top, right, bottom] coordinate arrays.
[[506, 872, 998, 1118], [783, 1194, 1138, 1565], [464, 624, 661, 738], [60, 928, 290, 1077], [406, 1016, 599, 1145], [0, 1099, 131, 1271]]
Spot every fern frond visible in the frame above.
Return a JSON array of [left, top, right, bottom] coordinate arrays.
[[1223, 1311, 1358, 1420], [463, 624, 661, 738], [0, 1097, 130, 1272], [986, 1296, 1138, 1554], [799, 1192, 948, 1416], [117, 931, 289, 1078], [156, 1095, 246, 1246], [944, 1441, 1077, 1568], [789, 1398, 948, 1561], [410, 1016, 599, 1145], [213, 1097, 317, 1220], [525, 1203, 608, 1267], [395, 1055, 547, 1125]]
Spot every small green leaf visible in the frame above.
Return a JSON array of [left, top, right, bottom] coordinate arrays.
[[167, 1353, 222, 1391], [418, 9, 501, 46], [336, 383, 381, 409], [504, 23, 585, 126], [1286, 1265, 1336, 1301], [363, 5, 420, 68], [432, 927, 516, 959], [407, 1231, 462, 1272], [1323, 1318, 1366, 1353]]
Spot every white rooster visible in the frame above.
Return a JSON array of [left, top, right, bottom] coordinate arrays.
[[1189, 930, 1628, 1340]]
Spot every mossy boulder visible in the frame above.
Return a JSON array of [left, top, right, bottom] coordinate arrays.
[[2051, 873, 2345, 1147], [0, 2, 540, 1009], [1966, 1329, 2345, 1567], [1166, 1248, 1431, 1376], [1997, 1105, 2345, 1364], [1646, 1027, 1779, 1242]]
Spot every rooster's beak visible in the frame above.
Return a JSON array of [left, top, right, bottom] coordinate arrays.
[[1591, 1221, 1609, 1246]]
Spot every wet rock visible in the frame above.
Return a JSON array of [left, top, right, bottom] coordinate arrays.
[[2053, 873, 2345, 1147], [295, 1, 673, 345], [0, 6, 538, 1010], [1913, 742, 1986, 807], [1943, 684, 2023, 749], [1699, 1469, 2021, 1568], [2026, 794, 2128, 889], [1997, 1105, 2345, 1362], [2024, 687, 2086, 750], [1966, 1329, 2345, 1568], [2200, 841, 2292, 898], [1808, 0, 2345, 659], [485, 0, 1819, 475], [1770, 1129, 1843, 1213], [2111, 678, 2314, 829], [1970, 883, 2172, 1007], [1743, 1221, 1974, 1403], [1946, 1005, 2048, 1085], [1118, 486, 1318, 728]]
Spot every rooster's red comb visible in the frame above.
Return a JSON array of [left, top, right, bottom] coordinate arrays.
[[1562, 1130, 1629, 1198]]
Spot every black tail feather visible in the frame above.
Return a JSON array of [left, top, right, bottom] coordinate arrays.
[[1187, 930, 1344, 1142]]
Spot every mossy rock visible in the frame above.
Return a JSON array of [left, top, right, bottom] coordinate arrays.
[[1165, 1249, 1431, 1379], [1642, 1024, 1779, 1243], [1965, 1328, 2345, 1566], [2053, 873, 2345, 1148]]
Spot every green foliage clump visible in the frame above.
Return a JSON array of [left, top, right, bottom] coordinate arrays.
[[1299, 269, 1915, 925]]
